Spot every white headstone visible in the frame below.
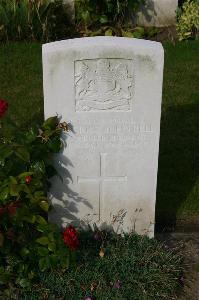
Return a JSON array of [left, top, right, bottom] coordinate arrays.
[[43, 37, 164, 238]]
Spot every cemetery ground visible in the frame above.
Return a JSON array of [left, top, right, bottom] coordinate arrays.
[[0, 39, 199, 298]]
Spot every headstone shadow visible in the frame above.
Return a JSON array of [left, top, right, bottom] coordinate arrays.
[[49, 127, 93, 228], [156, 103, 199, 232]]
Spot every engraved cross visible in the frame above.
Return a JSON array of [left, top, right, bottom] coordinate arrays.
[[77, 153, 127, 220]]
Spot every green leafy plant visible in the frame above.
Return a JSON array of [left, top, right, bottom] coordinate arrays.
[[0, 0, 71, 42], [176, 0, 199, 41], [75, 0, 145, 33], [21, 229, 183, 299], [0, 98, 78, 291]]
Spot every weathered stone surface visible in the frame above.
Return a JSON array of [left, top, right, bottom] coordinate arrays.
[[43, 37, 164, 237], [62, 0, 75, 22], [136, 0, 178, 27]]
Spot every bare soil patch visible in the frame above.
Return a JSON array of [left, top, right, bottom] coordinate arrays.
[[157, 232, 199, 300]]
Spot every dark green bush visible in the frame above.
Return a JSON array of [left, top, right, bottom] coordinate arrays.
[[75, 0, 145, 31], [21, 231, 183, 300], [0, 0, 72, 42], [0, 99, 75, 292]]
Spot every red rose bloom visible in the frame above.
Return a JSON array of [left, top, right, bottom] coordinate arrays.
[[0, 99, 8, 117], [63, 225, 79, 251], [25, 175, 31, 185]]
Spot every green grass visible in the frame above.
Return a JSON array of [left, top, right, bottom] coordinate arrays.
[[156, 41, 199, 229], [0, 40, 199, 229], [20, 231, 182, 300]]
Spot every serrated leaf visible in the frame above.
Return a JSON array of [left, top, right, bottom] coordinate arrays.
[[39, 200, 49, 212], [36, 223, 48, 233], [36, 215, 47, 225], [36, 236, 49, 245]]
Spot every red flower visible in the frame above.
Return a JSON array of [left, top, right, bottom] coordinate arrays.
[[25, 175, 31, 185], [0, 99, 8, 118], [63, 225, 79, 251], [7, 203, 17, 217]]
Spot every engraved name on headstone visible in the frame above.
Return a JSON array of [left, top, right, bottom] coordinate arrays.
[[43, 37, 164, 237]]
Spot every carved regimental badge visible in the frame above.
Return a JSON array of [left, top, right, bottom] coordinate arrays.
[[75, 58, 134, 111]]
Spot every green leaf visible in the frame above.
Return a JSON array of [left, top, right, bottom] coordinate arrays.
[[25, 128, 37, 143], [100, 15, 108, 24], [36, 236, 49, 246], [0, 145, 13, 160], [37, 246, 49, 256], [49, 254, 58, 267], [23, 215, 36, 224], [122, 30, 134, 38], [47, 136, 62, 153], [17, 278, 31, 288], [36, 215, 47, 225], [48, 242, 56, 252], [15, 146, 30, 162], [43, 116, 58, 130], [9, 176, 18, 184], [28, 271, 35, 279], [0, 272, 11, 284], [9, 183, 19, 196], [39, 257, 50, 272], [0, 187, 9, 201], [39, 200, 49, 212], [18, 172, 34, 179], [81, 11, 90, 22], [20, 247, 30, 257], [60, 255, 70, 269]]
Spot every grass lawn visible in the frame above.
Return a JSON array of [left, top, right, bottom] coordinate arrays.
[[0, 40, 199, 230]]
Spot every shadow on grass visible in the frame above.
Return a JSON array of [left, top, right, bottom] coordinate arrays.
[[156, 103, 199, 232]]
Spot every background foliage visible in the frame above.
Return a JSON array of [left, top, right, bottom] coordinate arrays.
[[0, 0, 72, 42], [75, 0, 145, 30], [177, 0, 199, 41]]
